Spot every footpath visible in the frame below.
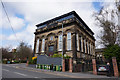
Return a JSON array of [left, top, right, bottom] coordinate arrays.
[[7, 63, 119, 79]]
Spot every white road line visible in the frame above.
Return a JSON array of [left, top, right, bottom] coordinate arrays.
[[14, 72, 27, 76], [2, 69, 9, 72], [34, 77, 39, 78]]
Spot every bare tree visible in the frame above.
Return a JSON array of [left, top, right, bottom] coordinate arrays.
[[1, 47, 13, 60], [17, 41, 32, 60], [93, 2, 120, 47]]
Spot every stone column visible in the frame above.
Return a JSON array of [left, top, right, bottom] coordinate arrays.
[[54, 36, 58, 52], [72, 32, 77, 72], [69, 58, 73, 72], [112, 57, 119, 77], [39, 39, 42, 54], [44, 38, 48, 54], [92, 58, 97, 75], [72, 33, 77, 60], [62, 59, 65, 72], [63, 34, 66, 54]]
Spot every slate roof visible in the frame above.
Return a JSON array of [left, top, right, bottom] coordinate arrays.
[[37, 55, 62, 65]]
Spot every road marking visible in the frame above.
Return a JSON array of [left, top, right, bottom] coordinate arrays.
[[34, 77, 39, 78], [14, 72, 27, 76], [2, 69, 9, 72]]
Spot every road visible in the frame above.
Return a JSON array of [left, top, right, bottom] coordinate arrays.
[[2, 64, 119, 80], [2, 64, 67, 79]]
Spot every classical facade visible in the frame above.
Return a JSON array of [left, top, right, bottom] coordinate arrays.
[[95, 48, 106, 63], [34, 11, 95, 67]]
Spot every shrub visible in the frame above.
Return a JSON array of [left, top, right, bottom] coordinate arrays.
[[51, 53, 71, 59], [2, 60, 7, 64], [14, 60, 20, 63], [51, 54, 62, 58], [29, 57, 37, 64]]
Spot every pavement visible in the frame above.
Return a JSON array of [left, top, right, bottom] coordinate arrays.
[[3, 63, 119, 79]]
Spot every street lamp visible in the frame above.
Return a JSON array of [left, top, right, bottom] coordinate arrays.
[[61, 23, 64, 67]]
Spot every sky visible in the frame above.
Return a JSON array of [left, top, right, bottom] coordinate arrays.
[[0, 0, 116, 50]]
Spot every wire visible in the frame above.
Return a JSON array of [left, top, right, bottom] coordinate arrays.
[[1, 0, 19, 43]]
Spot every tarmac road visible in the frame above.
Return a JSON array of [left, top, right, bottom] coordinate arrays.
[[2, 64, 119, 80], [2, 64, 67, 79]]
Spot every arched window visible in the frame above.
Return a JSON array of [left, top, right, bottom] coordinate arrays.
[[67, 32, 71, 50]]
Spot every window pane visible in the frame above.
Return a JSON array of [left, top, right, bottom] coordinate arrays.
[[36, 39, 39, 53], [41, 38, 45, 52], [67, 32, 71, 40], [67, 32, 71, 50], [81, 37, 83, 52], [84, 39, 86, 53], [76, 34, 79, 51], [50, 36, 53, 40], [58, 34, 62, 51]]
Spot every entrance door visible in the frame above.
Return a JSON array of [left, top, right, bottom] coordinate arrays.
[[48, 46, 54, 56]]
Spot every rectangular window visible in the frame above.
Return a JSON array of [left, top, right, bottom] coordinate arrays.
[[58, 34, 62, 51], [76, 34, 79, 51], [84, 39, 86, 53], [90, 43, 91, 54], [91, 44, 93, 55], [36, 39, 39, 53], [81, 37, 83, 52], [88, 42, 89, 54], [67, 32, 71, 50], [41, 38, 45, 52]]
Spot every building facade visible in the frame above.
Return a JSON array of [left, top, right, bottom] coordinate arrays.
[[95, 48, 106, 63], [34, 11, 95, 71]]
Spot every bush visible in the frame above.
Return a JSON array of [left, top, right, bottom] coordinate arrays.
[[29, 57, 37, 64], [51, 53, 71, 59], [14, 60, 20, 63], [51, 54, 62, 58], [63, 55, 71, 59], [2, 60, 7, 64], [21, 60, 27, 63]]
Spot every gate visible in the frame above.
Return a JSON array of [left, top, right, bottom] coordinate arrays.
[[96, 59, 114, 76], [65, 59, 69, 71]]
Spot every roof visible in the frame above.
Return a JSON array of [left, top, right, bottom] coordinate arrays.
[[37, 55, 62, 65], [36, 11, 94, 35]]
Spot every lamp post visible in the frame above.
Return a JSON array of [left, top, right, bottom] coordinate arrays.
[[61, 23, 64, 67]]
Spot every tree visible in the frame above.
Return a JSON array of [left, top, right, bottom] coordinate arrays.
[[103, 44, 120, 70], [1, 47, 13, 60], [93, 2, 120, 47], [17, 41, 33, 61], [103, 44, 120, 61]]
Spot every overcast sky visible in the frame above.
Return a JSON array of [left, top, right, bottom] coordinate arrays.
[[0, 0, 116, 49]]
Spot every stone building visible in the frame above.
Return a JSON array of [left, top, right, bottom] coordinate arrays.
[[95, 48, 106, 63], [33, 11, 95, 71]]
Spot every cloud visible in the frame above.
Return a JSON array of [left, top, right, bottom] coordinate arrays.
[[7, 24, 36, 48], [1, 1, 105, 49], [1, 15, 25, 30]]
